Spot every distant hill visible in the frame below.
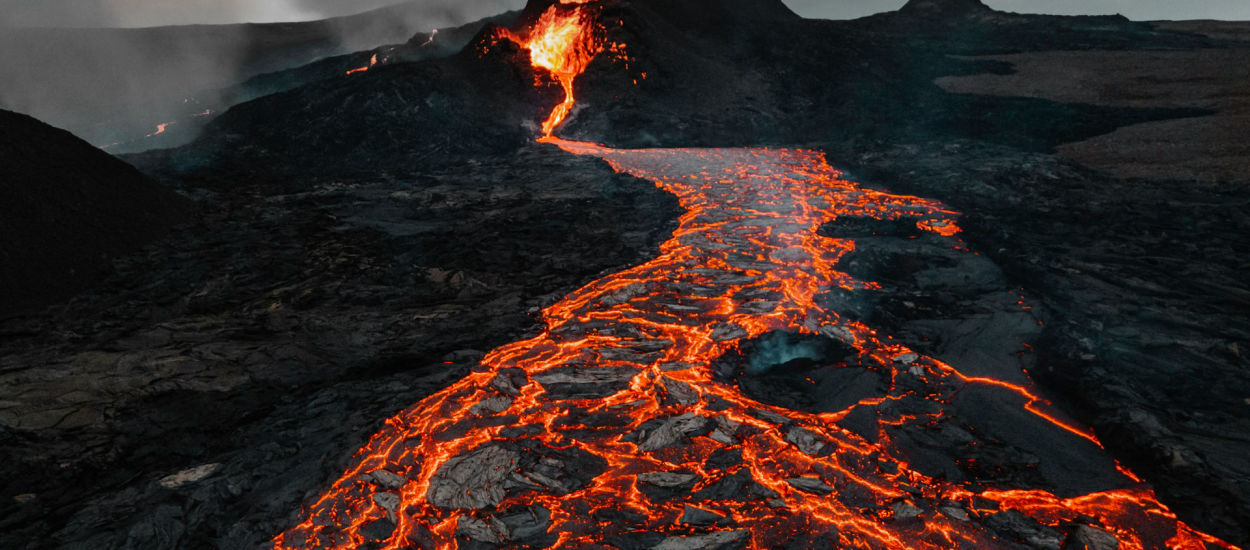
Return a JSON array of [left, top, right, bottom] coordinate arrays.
[[0, 2, 518, 148], [0, 110, 192, 313]]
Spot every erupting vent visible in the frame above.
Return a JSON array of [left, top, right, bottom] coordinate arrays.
[[521, 1, 605, 136]]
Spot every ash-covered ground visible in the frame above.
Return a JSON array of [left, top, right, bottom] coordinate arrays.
[[1, 0, 1247, 548]]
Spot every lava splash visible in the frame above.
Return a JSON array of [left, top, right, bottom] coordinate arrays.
[[273, 139, 1235, 549], [518, 1, 605, 136]]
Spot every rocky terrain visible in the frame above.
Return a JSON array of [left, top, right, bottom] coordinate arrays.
[[0, 144, 680, 549], [0, 109, 192, 313], [937, 47, 1250, 183], [1, 0, 1248, 547]]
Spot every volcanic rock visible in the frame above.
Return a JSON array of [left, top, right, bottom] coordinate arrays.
[[785, 476, 834, 495], [651, 529, 749, 550], [428, 445, 519, 509], [158, 463, 222, 489], [361, 517, 397, 543], [785, 427, 828, 456], [0, 137, 679, 548], [631, 413, 709, 452], [692, 471, 779, 502], [1064, 525, 1120, 550], [456, 516, 507, 544], [533, 365, 639, 400], [222, 12, 523, 126], [680, 505, 728, 526], [140, 23, 563, 184], [373, 492, 401, 514], [366, 469, 406, 490], [891, 502, 923, 520], [849, 137, 1250, 542], [637, 471, 702, 502], [0, 109, 192, 312], [496, 505, 553, 542]]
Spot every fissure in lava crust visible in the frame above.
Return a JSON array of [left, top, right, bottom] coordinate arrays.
[[273, 3, 1238, 549]]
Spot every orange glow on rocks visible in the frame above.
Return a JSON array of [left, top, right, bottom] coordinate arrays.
[[272, 136, 1237, 549], [346, 54, 380, 75], [146, 122, 170, 137], [522, 2, 604, 136]]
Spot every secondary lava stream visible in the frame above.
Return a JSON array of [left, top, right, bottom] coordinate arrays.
[[274, 3, 1239, 549]]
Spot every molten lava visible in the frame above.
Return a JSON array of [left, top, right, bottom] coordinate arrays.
[[522, 2, 604, 136], [272, 5, 1240, 550], [346, 53, 380, 75], [419, 29, 439, 48], [146, 122, 171, 138], [273, 140, 1236, 549]]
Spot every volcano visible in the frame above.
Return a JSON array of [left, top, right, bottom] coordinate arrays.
[[2, 0, 1249, 549]]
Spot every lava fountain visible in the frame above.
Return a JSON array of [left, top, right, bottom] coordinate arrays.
[[521, 1, 604, 136], [272, 3, 1240, 549]]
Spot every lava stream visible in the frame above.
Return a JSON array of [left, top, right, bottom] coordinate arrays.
[[273, 139, 1236, 549], [347, 54, 380, 75]]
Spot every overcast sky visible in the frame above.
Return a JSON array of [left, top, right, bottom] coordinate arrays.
[[2, 0, 1248, 28]]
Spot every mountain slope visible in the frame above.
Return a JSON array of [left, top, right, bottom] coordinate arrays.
[[134, 25, 560, 185], [0, 110, 192, 313], [0, 2, 517, 147]]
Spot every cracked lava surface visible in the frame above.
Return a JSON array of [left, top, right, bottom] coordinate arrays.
[[272, 2, 1237, 547], [273, 138, 1236, 549]]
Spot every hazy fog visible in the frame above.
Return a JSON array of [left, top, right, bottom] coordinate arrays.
[[2, 0, 1247, 28]]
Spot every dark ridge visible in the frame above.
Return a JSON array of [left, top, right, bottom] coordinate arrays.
[[0, 109, 193, 314], [0, 1, 505, 148], [898, 0, 994, 18], [103, 11, 524, 155], [134, 24, 561, 186]]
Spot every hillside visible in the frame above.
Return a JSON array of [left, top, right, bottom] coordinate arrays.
[[0, 109, 192, 313]]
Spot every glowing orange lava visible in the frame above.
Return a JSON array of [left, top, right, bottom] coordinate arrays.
[[146, 122, 170, 138], [522, 2, 604, 136], [273, 139, 1237, 549], [347, 54, 380, 75]]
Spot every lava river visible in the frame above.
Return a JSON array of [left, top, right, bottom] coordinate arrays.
[[273, 137, 1236, 549]]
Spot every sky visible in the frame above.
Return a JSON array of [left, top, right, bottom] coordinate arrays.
[[1, 0, 1249, 28]]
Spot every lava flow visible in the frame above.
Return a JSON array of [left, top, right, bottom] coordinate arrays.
[[273, 4, 1239, 550], [347, 54, 380, 75], [146, 122, 171, 137]]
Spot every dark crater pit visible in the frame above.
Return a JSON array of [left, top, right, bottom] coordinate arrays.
[[714, 331, 888, 414]]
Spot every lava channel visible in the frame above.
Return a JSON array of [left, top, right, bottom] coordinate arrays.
[[273, 140, 1237, 549]]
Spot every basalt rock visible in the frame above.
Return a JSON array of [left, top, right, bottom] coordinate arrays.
[[0, 109, 193, 313], [0, 143, 679, 549]]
